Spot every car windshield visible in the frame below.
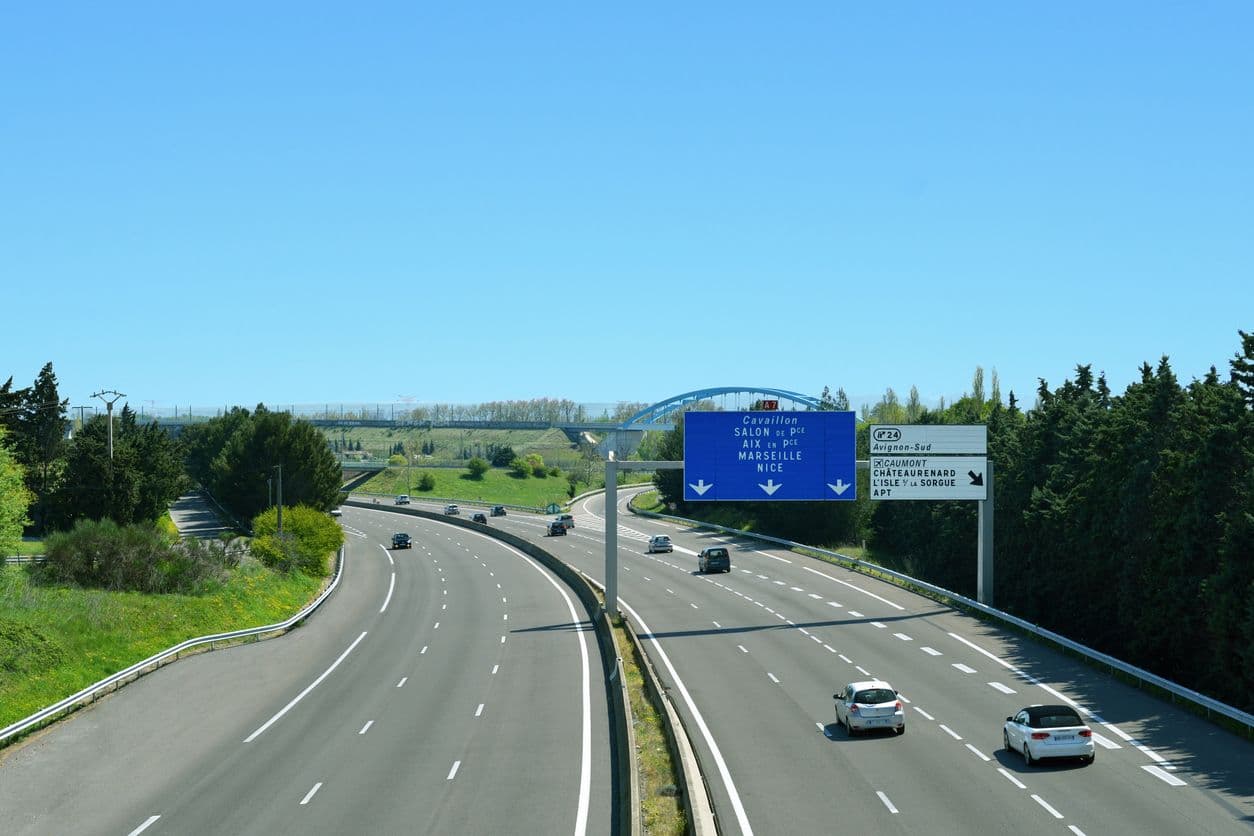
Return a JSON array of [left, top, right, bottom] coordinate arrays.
[[854, 688, 895, 704]]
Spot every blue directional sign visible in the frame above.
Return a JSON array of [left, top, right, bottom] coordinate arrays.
[[683, 411, 857, 501]]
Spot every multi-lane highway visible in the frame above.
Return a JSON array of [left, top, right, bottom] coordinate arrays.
[[452, 489, 1253, 835], [0, 508, 612, 835]]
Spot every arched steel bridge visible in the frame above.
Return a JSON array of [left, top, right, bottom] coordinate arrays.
[[615, 386, 822, 431]]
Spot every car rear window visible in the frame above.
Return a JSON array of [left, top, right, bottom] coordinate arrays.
[[706, 548, 728, 558], [1032, 711, 1082, 728], [854, 688, 895, 704]]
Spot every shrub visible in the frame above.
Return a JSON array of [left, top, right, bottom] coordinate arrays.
[[418, 472, 436, 491], [466, 457, 489, 479], [509, 458, 529, 478], [34, 518, 238, 594], [252, 505, 343, 577], [388, 454, 407, 466]]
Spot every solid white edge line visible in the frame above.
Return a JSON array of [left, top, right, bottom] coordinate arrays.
[[876, 790, 899, 814], [245, 631, 368, 742], [300, 782, 323, 805], [1031, 794, 1065, 819], [377, 543, 393, 566], [619, 598, 755, 836], [380, 572, 396, 613], [128, 816, 161, 836], [459, 528, 593, 836]]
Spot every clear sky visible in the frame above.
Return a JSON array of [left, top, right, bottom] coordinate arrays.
[[4, 3, 1251, 416]]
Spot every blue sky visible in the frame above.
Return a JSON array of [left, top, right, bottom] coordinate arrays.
[[4, 3, 1251, 416]]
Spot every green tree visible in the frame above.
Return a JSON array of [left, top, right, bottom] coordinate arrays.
[[0, 427, 32, 554], [46, 409, 185, 529], [183, 406, 342, 520], [251, 504, 343, 576], [14, 364, 68, 528], [490, 445, 516, 467], [466, 457, 489, 479]]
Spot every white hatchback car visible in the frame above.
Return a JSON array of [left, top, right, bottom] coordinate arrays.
[[834, 680, 905, 736], [1003, 705, 1095, 766], [647, 535, 673, 553]]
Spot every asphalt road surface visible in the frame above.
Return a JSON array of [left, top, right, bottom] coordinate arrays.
[[0, 507, 612, 836], [442, 489, 1253, 836]]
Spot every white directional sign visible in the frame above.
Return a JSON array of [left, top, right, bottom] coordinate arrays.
[[869, 425, 987, 456], [870, 456, 988, 500]]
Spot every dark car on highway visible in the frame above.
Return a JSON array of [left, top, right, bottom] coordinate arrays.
[[491, 505, 507, 517], [471, 512, 488, 524], [698, 546, 730, 573], [391, 533, 412, 549], [546, 521, 567, 536]]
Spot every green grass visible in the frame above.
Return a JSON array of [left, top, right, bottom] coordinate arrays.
[[0, 561, 322, 731], [327, 426, 586, 468], [13, 540, 46, 557], [613, 618, 684, 835], [358, 467, 582, 508]]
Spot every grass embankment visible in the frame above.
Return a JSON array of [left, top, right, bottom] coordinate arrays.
[[360, 467, 579, 508], [0, 561, 322, 731], [13, 540, 45, 557], [329, 426, 586, 468], [612, 618, 685, 835]]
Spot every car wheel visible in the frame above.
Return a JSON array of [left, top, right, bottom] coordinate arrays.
[[1084, 752, 1095, 766], [895, 724, 905, 736], [1003, 730, 1011, 751], [1023, 743, 1034, 767]]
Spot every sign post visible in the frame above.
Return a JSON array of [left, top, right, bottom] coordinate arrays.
[[870, 425, 994, 605]]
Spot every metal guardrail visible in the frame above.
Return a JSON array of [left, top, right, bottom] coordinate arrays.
[[0, 546, 346, 747], [631, 506, 1254, 735]]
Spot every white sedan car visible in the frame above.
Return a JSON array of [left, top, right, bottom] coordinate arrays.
[[1003, 705, 1095, 766], [834, 680, 905, 736]]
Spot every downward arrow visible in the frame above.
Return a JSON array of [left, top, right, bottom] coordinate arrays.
[[968, 471, 984, 486], [689, 479, 713, 496], [828, 479, 851, 496], [759, 479, 783, 496]]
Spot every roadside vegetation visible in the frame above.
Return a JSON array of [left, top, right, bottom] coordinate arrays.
[[359, 465, 582, 508], [0, 558, 322, 730], [612, 618, 684, 835], [649, 332, 1254, 714]]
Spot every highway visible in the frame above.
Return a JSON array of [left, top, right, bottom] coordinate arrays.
[[0, 507, 612, 835], [437, 490, 1253, 835]]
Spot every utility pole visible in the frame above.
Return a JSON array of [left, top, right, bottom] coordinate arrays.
[[273, 464, 283, 535], [91, 390, 126, 459]]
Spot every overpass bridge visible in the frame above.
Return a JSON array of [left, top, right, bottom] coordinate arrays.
[[147, 387, 826, 459]]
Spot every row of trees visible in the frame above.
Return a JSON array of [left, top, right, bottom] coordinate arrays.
[[182, 405, 343, 523], [1, 365, 186, 532], [654, 333, 1254, 711]]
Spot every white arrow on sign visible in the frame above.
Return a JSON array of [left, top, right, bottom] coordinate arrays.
[[828, 479, 851, 496], [689, 479, 713, 496], [758, 479, 783, 496]]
